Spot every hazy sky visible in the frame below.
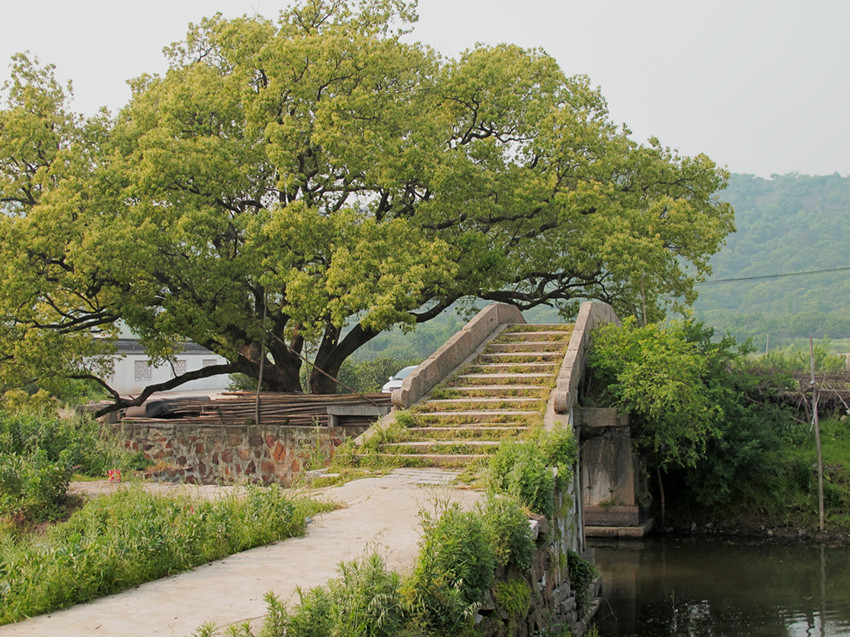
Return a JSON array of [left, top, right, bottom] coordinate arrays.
[[2, 0, 848, 178]]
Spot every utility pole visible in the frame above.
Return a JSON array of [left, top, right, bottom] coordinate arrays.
[[809, 337, 825, 533]]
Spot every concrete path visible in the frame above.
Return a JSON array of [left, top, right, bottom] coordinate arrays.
[[0, 470, 483, 637]]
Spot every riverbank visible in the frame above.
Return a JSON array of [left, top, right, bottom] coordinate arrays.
[[658, 512, 850, 546]]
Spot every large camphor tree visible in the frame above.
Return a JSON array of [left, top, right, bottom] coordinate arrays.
[[0, 0, 734, 413]]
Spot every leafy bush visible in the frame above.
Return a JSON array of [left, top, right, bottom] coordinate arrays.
[[0, 411, 149, 524], [0, 449, 72, 522], [481, 496, 535, 570], [405, 502, 496, 634], [487, 426, 576, 516], [260, 553, 405, 637], [587, 318, 801, 509], [0, 485, 313, 624], [492, 577, 532, 622], [567, 549, 597, 618], [0, 411, 147, 477]]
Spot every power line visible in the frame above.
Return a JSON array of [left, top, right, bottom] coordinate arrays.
[[696, 265, 850, 285]]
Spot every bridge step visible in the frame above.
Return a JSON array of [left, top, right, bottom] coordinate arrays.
[[440, 385, 549, 398], [485, 342, 567, 352], [457, 372, 552, 381], [361, 321, 573, 469], [419, 398, 544, 411], [420, 410, 541, 418], [371, 454, 488, 468], [403, 427, 529, 442], [383, 440, 500, 450]]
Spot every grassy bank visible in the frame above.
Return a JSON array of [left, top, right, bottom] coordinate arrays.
[[0, 409, 329, 624], [0, 485, 323, 624]]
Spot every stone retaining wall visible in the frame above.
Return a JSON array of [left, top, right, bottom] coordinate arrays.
[[112, 421, 362, 485]]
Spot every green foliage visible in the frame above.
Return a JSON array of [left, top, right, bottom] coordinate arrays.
[[567, 549, 597, 618], [264, 553, 405, 637], [0, 449, 71, 523], [588, 317, 808, 508], [0, 485, 312, 624], [481, 496, 536, 570], [492, 577, 532, 620], [487, 426, 577, 516], [405, 502, 496, 634], [0, 411, 148, 523], [587, 318, 723, 469], [0, 0, 732, 407]]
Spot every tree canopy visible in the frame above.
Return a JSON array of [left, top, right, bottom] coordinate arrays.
[[0, 0, 734, 412]]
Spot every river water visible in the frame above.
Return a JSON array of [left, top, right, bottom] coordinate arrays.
[[591, 536, 850, 636]]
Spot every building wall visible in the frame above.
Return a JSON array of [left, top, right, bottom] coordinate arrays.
[[108, 352, 230, 395]]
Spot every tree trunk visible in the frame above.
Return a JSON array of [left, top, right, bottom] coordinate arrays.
[[309, 323, 379, 394]]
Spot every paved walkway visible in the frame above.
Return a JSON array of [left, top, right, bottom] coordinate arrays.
[[0, 470, 482, 637]]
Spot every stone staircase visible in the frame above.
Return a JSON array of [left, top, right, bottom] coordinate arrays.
[[361, 324, 573, 468]]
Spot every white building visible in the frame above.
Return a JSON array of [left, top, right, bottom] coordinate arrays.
[[108, 338, 230, 396]]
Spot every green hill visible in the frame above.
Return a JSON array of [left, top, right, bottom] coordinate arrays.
[[693, 173, 850, 349]]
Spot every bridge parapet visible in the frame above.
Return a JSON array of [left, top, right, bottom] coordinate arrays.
[[392, 303, 525, 409], [553, 301, 620, 416]]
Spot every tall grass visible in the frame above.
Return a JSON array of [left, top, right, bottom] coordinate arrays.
[[0, 485, 320, 624]]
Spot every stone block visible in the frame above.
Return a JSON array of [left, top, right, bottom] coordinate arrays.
[[584, 505, 640, 526]]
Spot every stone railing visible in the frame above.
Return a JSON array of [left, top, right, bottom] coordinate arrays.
[[552, 301, 620, 416], [392, 303, 525, 409]]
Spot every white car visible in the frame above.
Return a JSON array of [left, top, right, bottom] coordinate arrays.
[[381, 365, 417, 393]]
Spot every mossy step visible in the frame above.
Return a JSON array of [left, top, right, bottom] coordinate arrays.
[[357, 453, 486, 468], [502, 324, 572, 332], [422, 410, 541, 418], [403, 427, 529, 441], [479, 352, 563, 359], [485, 342, 567, 352], [469, 362, 559, 369], [424, 397, 543, 406], [457, 373, 553, 381], [413, 425, 531, 432], [436, 385, 548, 397], [383, 440, 500, 449], [406, 419, 532, 428], [415, 414, 542, 426], [416, 405, 544, 415], [498, 330, 572, 337]]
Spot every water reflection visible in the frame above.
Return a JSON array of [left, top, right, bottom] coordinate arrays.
[[592, 536, 850, 636]]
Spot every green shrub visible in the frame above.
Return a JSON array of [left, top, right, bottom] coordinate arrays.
[[0, 411, 149, 524], [493, 577, 532, 621], [0, 449, 72, 522], [405, 502, 496, 634], [567, 549, 597, 618], [487, 427, 576, 516], [481, 496, 535, 570]]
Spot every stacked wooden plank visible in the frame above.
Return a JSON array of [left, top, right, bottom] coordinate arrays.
[[119, 392, 392, 428]]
